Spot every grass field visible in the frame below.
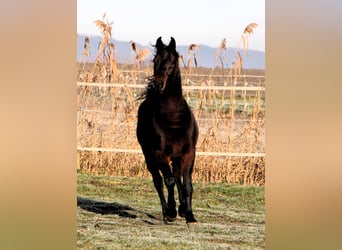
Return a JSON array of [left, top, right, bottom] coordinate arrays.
[[77, 171, 265, 249]]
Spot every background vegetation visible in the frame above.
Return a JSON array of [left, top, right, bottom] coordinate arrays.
[[77, 63, 265, 184]]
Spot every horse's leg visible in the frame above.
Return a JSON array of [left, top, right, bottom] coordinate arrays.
[[182, 166, 196, 223], [149, 168, 168, 221], [145, 156, 176, 223], [173, 156, 194, 221], [172, 159, 186, 218], [160, 162, 177, 221], [181, 152, 197, 223]]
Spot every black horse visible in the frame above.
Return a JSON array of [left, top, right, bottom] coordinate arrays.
[[137, 37, 198, 223]]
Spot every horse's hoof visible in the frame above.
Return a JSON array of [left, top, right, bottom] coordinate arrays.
[[163, 216, 177, 224], [166, 216, 177, 222], [178, 205, 186, 217], [186, 220, 198, 226], [186, 214, 197, 224], [166, 207, 177, 220], [179, 212, 186, 218]]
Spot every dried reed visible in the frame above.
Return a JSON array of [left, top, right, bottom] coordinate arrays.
[[214, 38, 228, 75], [242, 22, 258, 56], [77, 13, 119, 83], [129, 41, 151, 63], [186, 43, 200, 76]]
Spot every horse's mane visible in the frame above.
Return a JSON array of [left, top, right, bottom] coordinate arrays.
[[136, 76, 158, 101], [136, 38, 181, 101]]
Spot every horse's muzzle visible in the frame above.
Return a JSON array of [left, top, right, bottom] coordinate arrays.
[[155, 78, 167, 92]]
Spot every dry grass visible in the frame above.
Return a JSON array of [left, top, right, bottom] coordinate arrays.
[[77, 16, 265, 185]]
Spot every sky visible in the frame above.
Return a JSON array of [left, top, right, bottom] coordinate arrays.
[[77, 0, 265, 51]]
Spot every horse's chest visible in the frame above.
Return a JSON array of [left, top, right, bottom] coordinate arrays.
[[153, 126, 190, 159], [154, 109, 189, 130], [158, 100, 187, 124], [153, 110, 191, 153]]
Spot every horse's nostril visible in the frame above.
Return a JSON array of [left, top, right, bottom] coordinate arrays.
[[155, 79, 166, 91], [160, 82, 166, 91], [155, 80, 161, 86]]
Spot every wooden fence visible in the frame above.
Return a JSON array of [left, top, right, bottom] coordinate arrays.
[[76, 73, 265, 184]]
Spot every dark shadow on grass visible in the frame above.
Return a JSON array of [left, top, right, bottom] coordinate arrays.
[[77, 196, 158, 222]]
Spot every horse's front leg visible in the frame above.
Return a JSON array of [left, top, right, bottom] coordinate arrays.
[[173, 166, 186, 218], [173, 154, 197, 223], [181, 153, 197, 223], [160, 162, 177, 222], [149, 169, 168, 220], [182, 168, 196, 223]]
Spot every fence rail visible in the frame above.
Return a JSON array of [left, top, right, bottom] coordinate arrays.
[[76, 81, 265, 91], [77, 146, 265, 157], [77, 76, 265, 184], [77, 80, 265, 157], [117, 70, 266, 79]]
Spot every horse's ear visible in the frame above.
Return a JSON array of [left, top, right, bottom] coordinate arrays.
[[169, 37, 176, 51], [156, 37, 164, 52]]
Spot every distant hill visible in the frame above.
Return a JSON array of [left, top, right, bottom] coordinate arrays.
[[77, 34, 265, 69]]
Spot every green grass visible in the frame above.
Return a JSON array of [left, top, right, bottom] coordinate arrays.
[[77, 171, 265, 249]]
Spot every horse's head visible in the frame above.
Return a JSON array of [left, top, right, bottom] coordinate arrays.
[[152, 37, 179, 92]]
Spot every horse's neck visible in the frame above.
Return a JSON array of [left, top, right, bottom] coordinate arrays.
[[164, 75, 183, 96], [159, 94, 188, 122], [161, 95, 185, 110]]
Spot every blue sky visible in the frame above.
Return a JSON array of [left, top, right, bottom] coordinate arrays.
[[77, 0, 265, 51]]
